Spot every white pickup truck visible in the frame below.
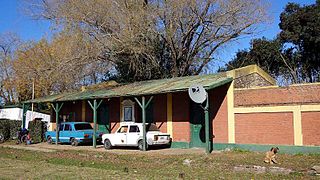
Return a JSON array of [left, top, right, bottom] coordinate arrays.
[[102, 123, 171, 150]]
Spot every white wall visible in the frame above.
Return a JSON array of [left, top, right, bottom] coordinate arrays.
[[0, 108, 50, 129]]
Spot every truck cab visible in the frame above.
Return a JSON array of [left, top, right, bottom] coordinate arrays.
[[102, 122, 171, 150], [46, 122, 103, 146]]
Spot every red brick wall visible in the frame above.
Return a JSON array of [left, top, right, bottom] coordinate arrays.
[[235, 112, 294, 145], [209, 84, 230, 143], [109, 98, 120, 133], [235, 84, 320, 107], [134, 102, 141, 123], [85, 102, 92, 122], [153, 94, 167, 133], [53, 101, 83, 122], [172, 92, 190, 142], [302, 112, 320, 146]]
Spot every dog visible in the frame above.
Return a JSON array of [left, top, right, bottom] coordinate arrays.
[[264, 147, 280, 164]]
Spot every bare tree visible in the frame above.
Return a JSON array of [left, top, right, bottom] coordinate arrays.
[[13, 30, 112, 101], [24, 0, 268, 80], [0, 33, 21, 105]]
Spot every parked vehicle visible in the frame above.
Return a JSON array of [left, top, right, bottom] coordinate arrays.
[[102, 122, 171, 150], [45, 122, 103, 146]]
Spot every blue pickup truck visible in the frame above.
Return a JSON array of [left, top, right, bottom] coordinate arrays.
[[45, 122, 103, 146]]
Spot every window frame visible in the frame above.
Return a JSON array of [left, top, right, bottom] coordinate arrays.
[[121, 99, 135, 122], [64, 124, 72, 131], [59, 124, 64, 131], [118, 126, 128, 133], [129, 125, 140, 133]]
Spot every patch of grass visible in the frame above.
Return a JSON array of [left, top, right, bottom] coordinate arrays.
[[0, 146, 319, 179], [232, 148, 251, 153], [294, 153, 305, 156]]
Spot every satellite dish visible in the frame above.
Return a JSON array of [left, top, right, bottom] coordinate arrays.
[[188, 84, 207, 104]]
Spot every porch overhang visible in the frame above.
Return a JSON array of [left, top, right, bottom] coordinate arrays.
[[23, 73, 233, 103]]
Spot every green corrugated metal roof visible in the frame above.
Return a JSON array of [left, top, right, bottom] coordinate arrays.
[[24, 72, 232, 103]]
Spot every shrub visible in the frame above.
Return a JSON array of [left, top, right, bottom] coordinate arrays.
[[28, 119, 47, 143], [9, 120, 22, 139], [0, 120, 10, 141], [0, 119, 21, 141], [0, 119, 47, 143]]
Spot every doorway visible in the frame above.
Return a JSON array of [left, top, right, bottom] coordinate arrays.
[[190, 101, 206, 148], [97, 104, 109, 133]]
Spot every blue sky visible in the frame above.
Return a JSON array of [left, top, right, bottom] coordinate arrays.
[[0, 0, 51, 41], [0, 0, 316, 70]]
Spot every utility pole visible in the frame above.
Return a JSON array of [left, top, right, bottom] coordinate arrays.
[[30, 78, 35, 126]]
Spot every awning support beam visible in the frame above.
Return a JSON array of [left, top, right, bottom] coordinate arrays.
[[134, 96, 153, 151], [51, 102, 64, 145], [204, 93, 211, 154], [21, 103, 30, 129], [88, 99, 103, 148]]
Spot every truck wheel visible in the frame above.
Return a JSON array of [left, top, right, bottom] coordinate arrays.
[[104, 139, 112, 150], [47, 136, 53, 144], [138, 140, 148, 151], [0, 133, 4, 143], [70, 138, 78, 146], [165, 141, 172, 148]]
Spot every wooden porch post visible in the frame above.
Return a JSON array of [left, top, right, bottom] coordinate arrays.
[[22, 103, 28, 129], [135, 96, 153, 151], [204, 93, 210, 154], [88, 99, 103, 148], [51, 102, 64, 145]]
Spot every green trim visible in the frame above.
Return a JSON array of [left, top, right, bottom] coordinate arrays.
[[171, 142, 190, 149], [213, 143, 320, 154], [88, 99, 103, 148]]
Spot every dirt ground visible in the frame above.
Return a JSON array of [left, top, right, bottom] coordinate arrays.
[[0, 142, 206, 155]]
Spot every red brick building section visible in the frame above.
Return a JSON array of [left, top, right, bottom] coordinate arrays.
[[153, 94, 167, 133], [235, 84, 320, 107], [235, 112, 294, 145], [209, 84, 229, 143], [109, 98, 120, 133], [301, 112, 320, 146], [172, 92, 190, 142]]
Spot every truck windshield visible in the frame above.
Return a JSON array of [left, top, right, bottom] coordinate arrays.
[[147, 124, 160, 131], [74, 124, 93, 130]]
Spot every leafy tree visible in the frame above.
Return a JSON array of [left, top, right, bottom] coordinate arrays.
[[220, 38, 282, 74], [219, 38, 299, 84], [221, 1, 320, 84], [25, 0, 268, 82], [279, 1, 320, 82]]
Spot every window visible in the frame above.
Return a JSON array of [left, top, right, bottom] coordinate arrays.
[[124, 107, 133, 121], [118, 126, 128, 133], [59, 124, 64, 131], [122, 99, 135, 122], [64, 124, 71, 131], [74, 123, 93, 130], [129, 125, 140, 133]]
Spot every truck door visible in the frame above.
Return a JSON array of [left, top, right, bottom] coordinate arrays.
[[62, 124, 72, 143], [59, 124, 72, 142], [114, 125, 128, 145], [58, 124, 65, 142], [126, 125, 140, 145]]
